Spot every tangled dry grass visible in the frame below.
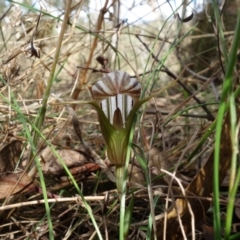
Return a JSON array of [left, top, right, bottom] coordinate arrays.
[[0, 1, 240, 240]]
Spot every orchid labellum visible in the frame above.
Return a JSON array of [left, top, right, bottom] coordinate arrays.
[[89, 70, 144, 195]]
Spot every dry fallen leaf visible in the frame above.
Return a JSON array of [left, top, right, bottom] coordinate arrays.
[[0, 171, 36, 199], [202, 224, 215, 240], [0, 140, 23, 172], [235, 198, 240, 220], [41, 147, 88, 175]]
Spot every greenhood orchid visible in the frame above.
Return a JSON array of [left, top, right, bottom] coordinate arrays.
[[89, 70, 146, 195], [88, 69, 179, 195], [88, 69, 179, 196]]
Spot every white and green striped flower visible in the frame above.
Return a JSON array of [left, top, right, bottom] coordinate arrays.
[[89, 70, 146, 195], [91, 70, 141, 128]]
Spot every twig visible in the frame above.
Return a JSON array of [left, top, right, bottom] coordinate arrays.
[[0, 196, 114, 211], [71, 0, 110, 106], [136, 34, 215, 121]]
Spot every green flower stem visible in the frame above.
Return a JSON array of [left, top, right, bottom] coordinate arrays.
[[115, 166, 125, 197], [119, 122, 136, 240]]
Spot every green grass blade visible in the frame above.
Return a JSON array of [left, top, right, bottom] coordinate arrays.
[[213, 9, 240, 240]]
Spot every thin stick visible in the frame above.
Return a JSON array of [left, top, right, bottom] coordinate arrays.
[[0, 196, 113, 211]]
